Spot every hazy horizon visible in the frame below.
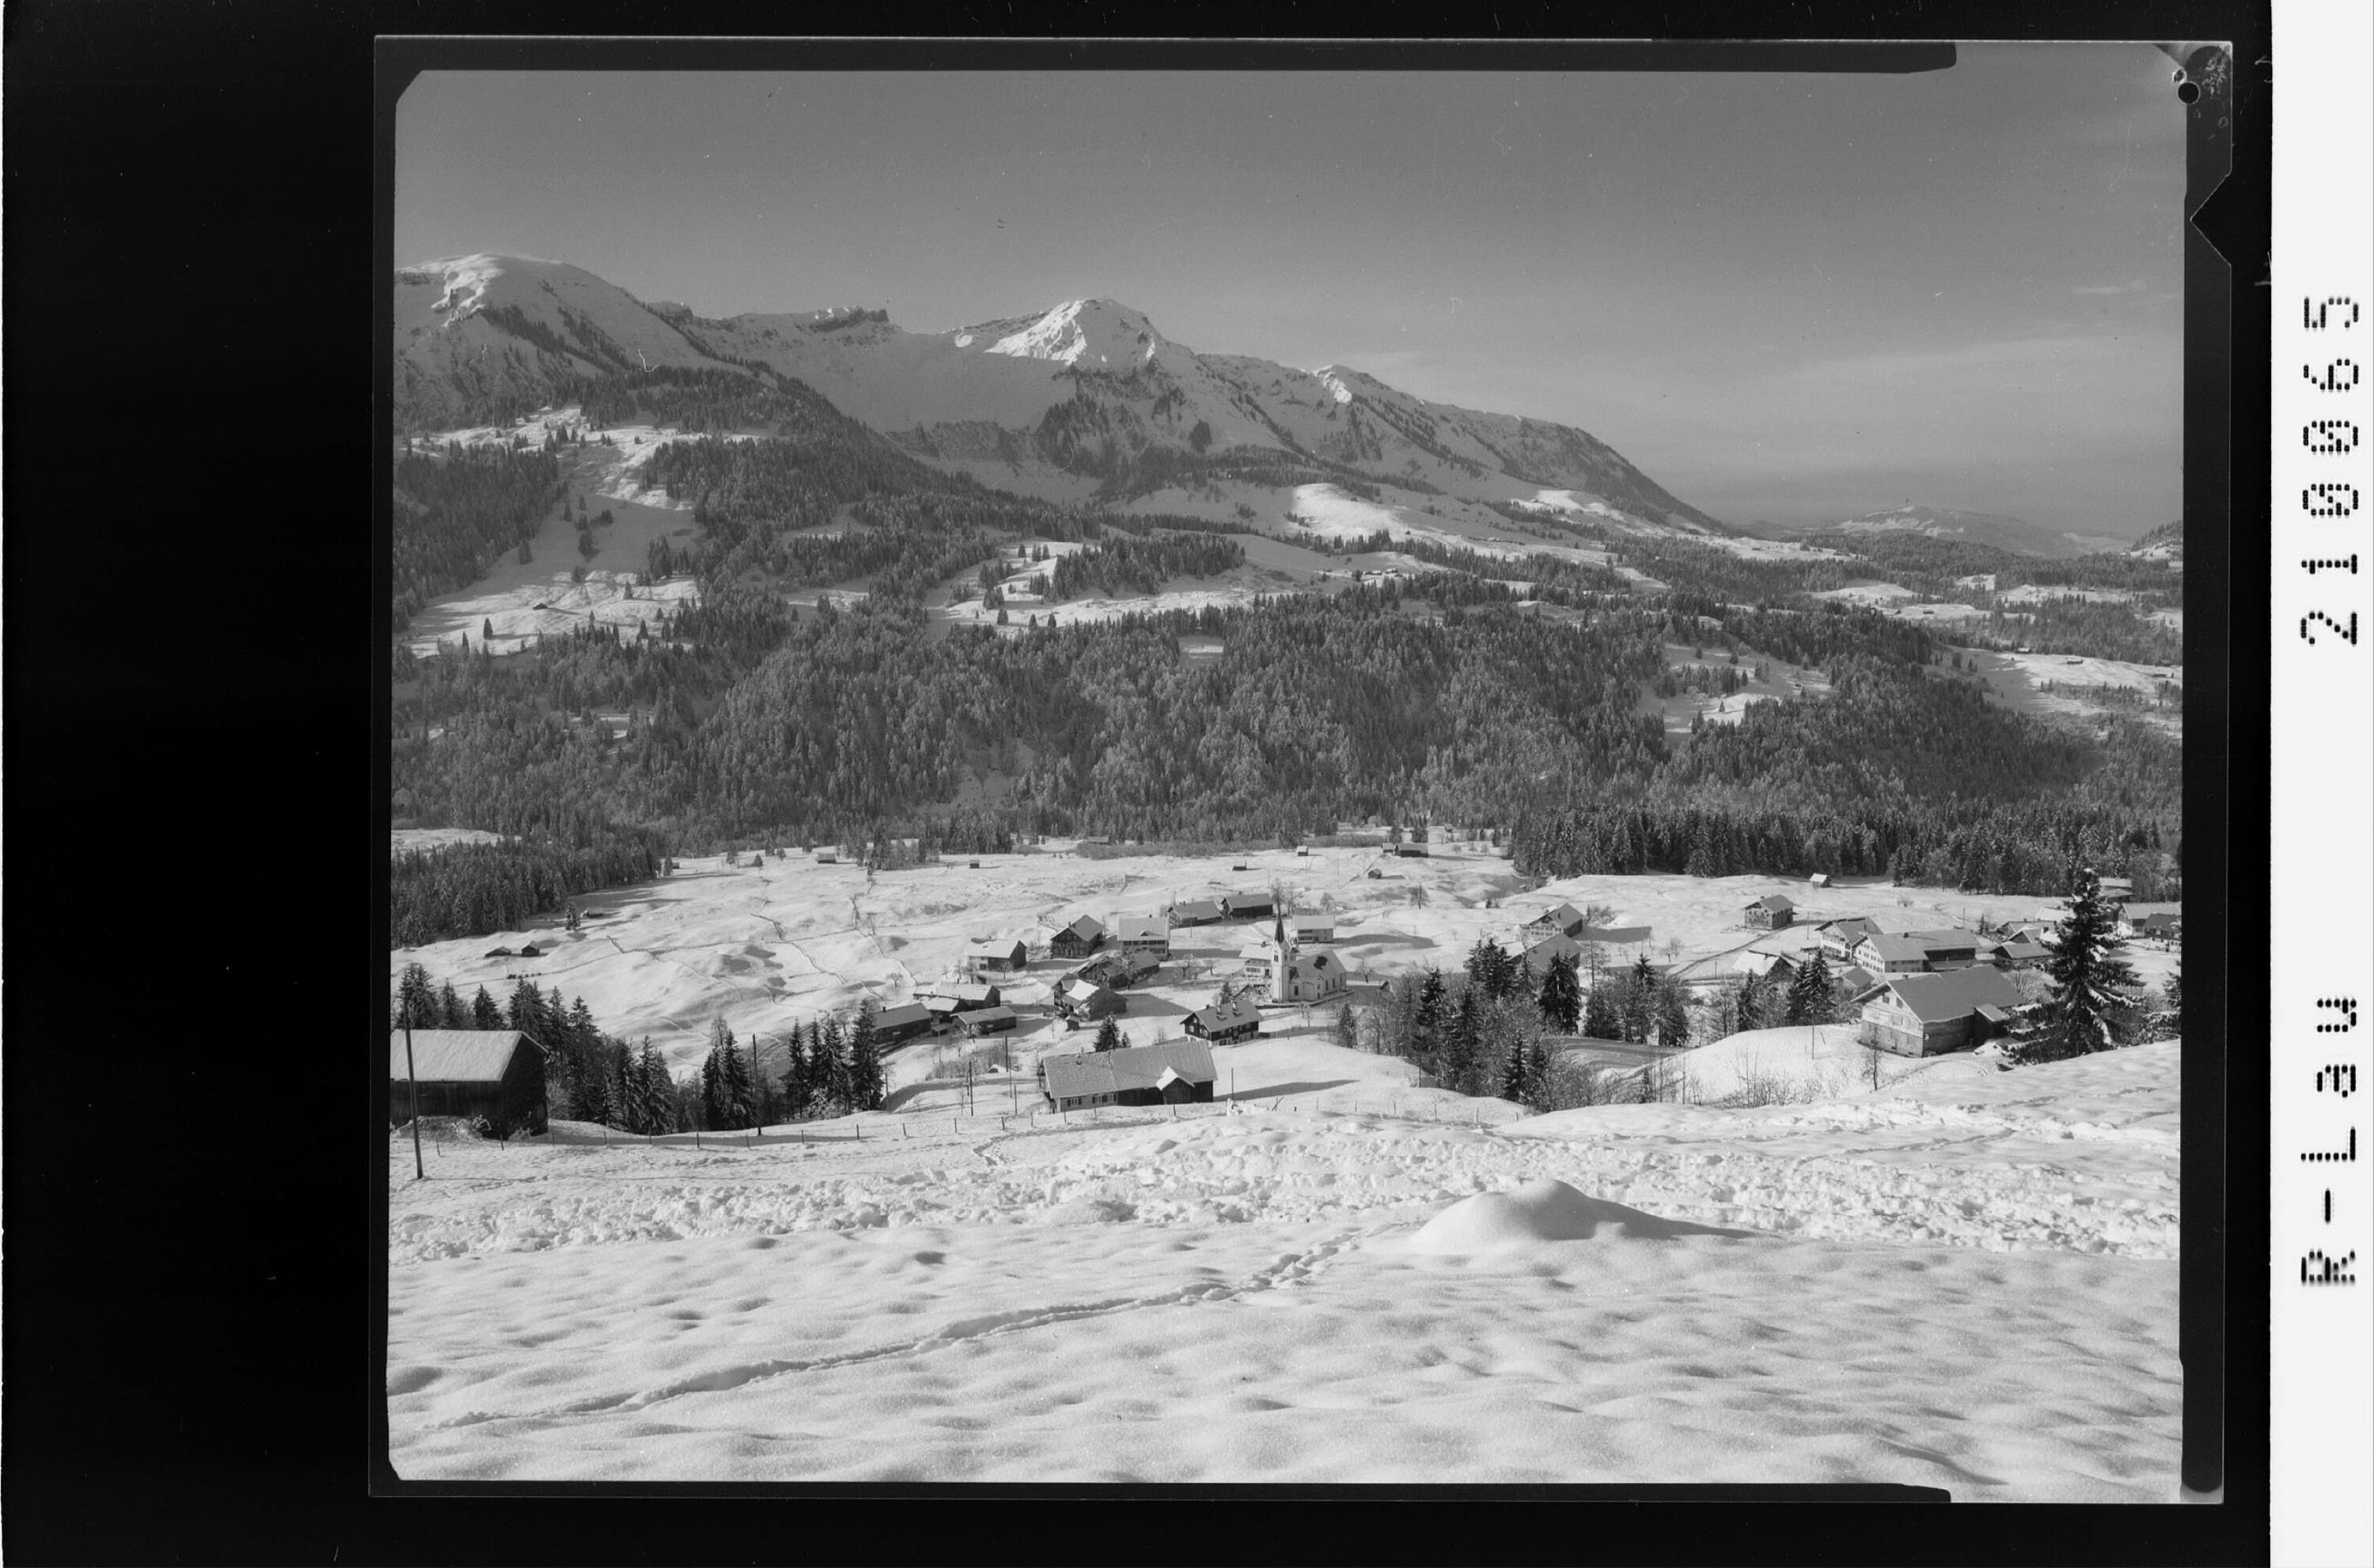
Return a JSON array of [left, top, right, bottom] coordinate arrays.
[[397, 48, 2185, 537]]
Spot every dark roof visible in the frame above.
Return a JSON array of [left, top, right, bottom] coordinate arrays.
[[1906, 928, 1982, 952], [1856, 966, 2026, 1024], [1223, 891, 1274, 912], [1172, 899, 1225, 922], [871, 1003, 933, 1032], [1856, 933, 1934, 964], [1747, 894, 1794, 912], [1041, 1038, 1216, 1102], [1989, 939, 2051, 960], [389, 1029, 540, 1083], [1188, 996, 1261, 1034], [1060, 915, 1105, 941], [1523, 934, 1584, 969], [965, 1006, 1018, 1028], [1818, 916, 1879, 939]]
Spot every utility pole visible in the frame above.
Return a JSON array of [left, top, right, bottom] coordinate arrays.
[[402, 1006, 424, 1181]]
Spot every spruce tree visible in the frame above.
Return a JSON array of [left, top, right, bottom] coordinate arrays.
[[1413, 969, 1447, 1067], [1523, 1036, 1555, 1112], [1620, 956, 1657, 1043], [1655, 982, 1693, 1051], [779, 1026, 810, 1120], [1537, 952, 1581, 1033], [1784, 953, 1835, 1027], [817, 1016, 849, 1114], [1735, 972, 1771, 1033], [846, 1013, 883, 1112], [1497, 1023, 1532, 1104], [437, 980, 467, 1029], [1440, 984, 1483, 1095], [1582, 982, 1619, 1040], [396, 962, 438, 1030], [713, 1017, 754, 1128], [2016, 865, 2141, 1063], [1093, 1016, 1123, 1053]]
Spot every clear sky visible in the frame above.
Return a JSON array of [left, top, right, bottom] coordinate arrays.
[[397, 47, 2186, 536]]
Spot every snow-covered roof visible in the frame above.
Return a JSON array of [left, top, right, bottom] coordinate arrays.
[[1041, 1038, 1215, 1102], [1188, 997, 1261, 1034], [1116, 915, 1170, 941], [389, 1029, 540, 1084], [1855, 967, 2025, 1024]]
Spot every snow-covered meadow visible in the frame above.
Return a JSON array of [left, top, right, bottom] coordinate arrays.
[[388, 1041, 2181, 1494]]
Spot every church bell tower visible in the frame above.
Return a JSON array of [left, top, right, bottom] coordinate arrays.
[[1270, 908, 1295, 1005]]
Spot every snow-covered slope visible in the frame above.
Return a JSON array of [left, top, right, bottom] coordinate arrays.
[[388, 1040, 2182, 1494], [1819, 505, 2136, 559], [394, 254, 1733, 543]]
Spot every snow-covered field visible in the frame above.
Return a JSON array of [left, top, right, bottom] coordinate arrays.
[[2000, 651, 2181, 691], [404, 568, 700, 660], [390, 846, 2124, 1079], [387, 1040, 2182, 1494]]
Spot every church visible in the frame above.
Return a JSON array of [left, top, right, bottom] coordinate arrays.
[[1239, 910, 1349, 1006]]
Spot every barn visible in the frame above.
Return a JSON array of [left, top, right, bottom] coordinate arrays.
[[1076, 949, 1159, 989], [1170, 899, 1226, 926], [1055, 975, 1127, 1022], [1852, 967, 2029, 1056], [1039, 1038, 1217, 1111], [1743, 895, 1795, 930], [1051, 915, 1107, 960], [962, 1006, 1018, 1036], [1223, 890, 1275, 920], [388, 1029, 548, 1138], [1521, 932, 1586, 977], [1182, 996, 1262, 1043]]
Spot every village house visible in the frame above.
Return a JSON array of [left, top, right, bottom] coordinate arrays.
[[1981, 937, 2052, 969], [923, 982, 1003, 1024], [867, 1002, 937, 1044], [1050, 915, 1107, 960], [1523, 901, 1591, 941], [1054, 974, 1127, 1023], [1116, 915, 1171, 956], [1743, 894, 1796, 930], [963, 936, 1031, 975], [1292, 913, 1336, 945], [962, 1006, 1018, 1036], [1182, 995, 1263, 1043], [1853, 933, 1938, 975], [1731, 949, 1797, 981], [1076, 948, 1160, 989], [388, 1029, 548, 1138], [1170, 898, 1226, 926], [2116, 903, 2182, 942], [1038, 1038, 1217, 1112], [1223, 890, 1276, 921], [1521, 932, 1587, 978], [1905, 929, 1983, 969], [1852, 966, 2030, 1057], [1815, 916, 1880, 958]]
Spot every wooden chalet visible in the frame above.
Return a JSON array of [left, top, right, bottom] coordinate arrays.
[[964, 936, 1031, 975], [1116, 915, 1172, 956], [1182, 996, 1262, 1043], [1051, 915, 1107, 960], [1982, 937, 2052, 969], [867, 1002, 937, 1043], [962, 1006, 1018, 1036], [1223, 890, 1276, 920], [515, 942, 543, 958], [1521, 932, 1587, 977], [1170, 898, 1226, 926], [1743, 894, 1796, 930], [1815, 917, 1880, 959], [388, 1029, 548, 1138], [1076, 948, 1159, 989], [1852, 967, 2029, 1057], [1529, 901, 1591, 939], [1038, 1038, 1216, 1112], [1054, 975, 1127, 1023]]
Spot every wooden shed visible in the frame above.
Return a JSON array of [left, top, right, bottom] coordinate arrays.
[[388, 1029, 548, 1138]]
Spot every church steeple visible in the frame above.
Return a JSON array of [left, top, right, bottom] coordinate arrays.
[[1271, 907, 1294, 1004]]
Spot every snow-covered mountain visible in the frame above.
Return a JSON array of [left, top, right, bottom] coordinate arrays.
[[393, 254, 1731, 539], [1820, 506, 2138, 560]]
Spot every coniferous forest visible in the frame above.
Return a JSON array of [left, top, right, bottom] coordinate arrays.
[[389, 366, 2183, 948]]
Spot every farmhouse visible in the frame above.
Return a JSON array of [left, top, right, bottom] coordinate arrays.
[[388, 1029, 548, 1138], [1223, 890, 1276, 920], [1815, 917, 1880, 959], [1854, 933, 1938, 975], [1170, 898, 1226, 926], [962, 1006, 1018, 1036], [923, 983, 1003, 1022], [1116, 915, 1171, 956], [868, 1002, 937, 1044], [963, 936, 1031, 975], [1904, 929, 1982, 969], [1743, 894, 1796, 930], [1852, 967, 2029, 1056], [1731, 949, 1797, 980], [1292, 914, 1336, 945], [1051, 915, 1107, 960], [1054, 975, 1127, 1023], [1521, 932, 1587, 977], [2117, 903, 2182, 941], [1984, 937, 2052, 969], [1076, 948, 1159, 989], [1038, 1038, 1217, 1111], [1182, 995, 1262, 1043], [1524, 901, 1591, 940]]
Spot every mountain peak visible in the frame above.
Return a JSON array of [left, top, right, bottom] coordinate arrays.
[[976, 298, 1168, 368]]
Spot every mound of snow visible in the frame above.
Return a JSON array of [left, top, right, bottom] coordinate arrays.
[[1654, 1024, 1875, 1105], [1409, 1177, 1747, 1255]]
